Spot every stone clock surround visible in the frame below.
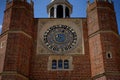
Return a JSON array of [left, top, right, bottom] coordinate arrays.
[[43, 25, 77, 53], [36, 18, 85, 55]]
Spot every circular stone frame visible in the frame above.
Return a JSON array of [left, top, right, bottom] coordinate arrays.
[[43, 25, 77, 53]]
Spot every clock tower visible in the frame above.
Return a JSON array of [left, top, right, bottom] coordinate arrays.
[[31, 0, 91, 79], [0, 0, 120, 80]]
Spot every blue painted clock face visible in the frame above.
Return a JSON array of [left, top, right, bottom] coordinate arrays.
[[55, 34, 66, 43], [43, 25, 77, 53]]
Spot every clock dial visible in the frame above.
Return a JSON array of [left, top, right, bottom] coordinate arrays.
[[43, 25, 77, 53], [55, 34, 66, 43]]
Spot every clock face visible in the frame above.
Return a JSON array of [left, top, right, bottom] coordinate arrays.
[[43, 25, 77, 53]]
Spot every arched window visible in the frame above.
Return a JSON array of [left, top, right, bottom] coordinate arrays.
[[50, 7, 54, 18], [52, 60, 57, 69], [58, 60, 63, 69], [57, 5, 63, 18], [64, 60, 69, 69], [65, 7, 70, 18]]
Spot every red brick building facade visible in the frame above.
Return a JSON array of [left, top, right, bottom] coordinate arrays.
[[0, 0, 120, 80]]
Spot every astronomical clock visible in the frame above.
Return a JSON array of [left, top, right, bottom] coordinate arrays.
[[37, 19, 84, 55], [43, 25, 77, 53]]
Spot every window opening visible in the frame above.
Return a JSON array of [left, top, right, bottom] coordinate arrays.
[[64, 60, 69, 69], [65, 7, 70, 18], [57, 5, 63, 18], [50, 7, 54, 18], [52, 60, 57, 69], [58, 60, 63, 69]]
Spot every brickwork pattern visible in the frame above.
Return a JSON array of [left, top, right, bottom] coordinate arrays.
[[0, 0, 120, 80], [87, 1, 120, 79]]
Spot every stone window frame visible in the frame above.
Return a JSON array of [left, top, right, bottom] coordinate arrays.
[[51, 59, 69, 70], [48, 56, 73, 71]]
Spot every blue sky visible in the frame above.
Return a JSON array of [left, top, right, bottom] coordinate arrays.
[[0, 0, 120, 34]]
